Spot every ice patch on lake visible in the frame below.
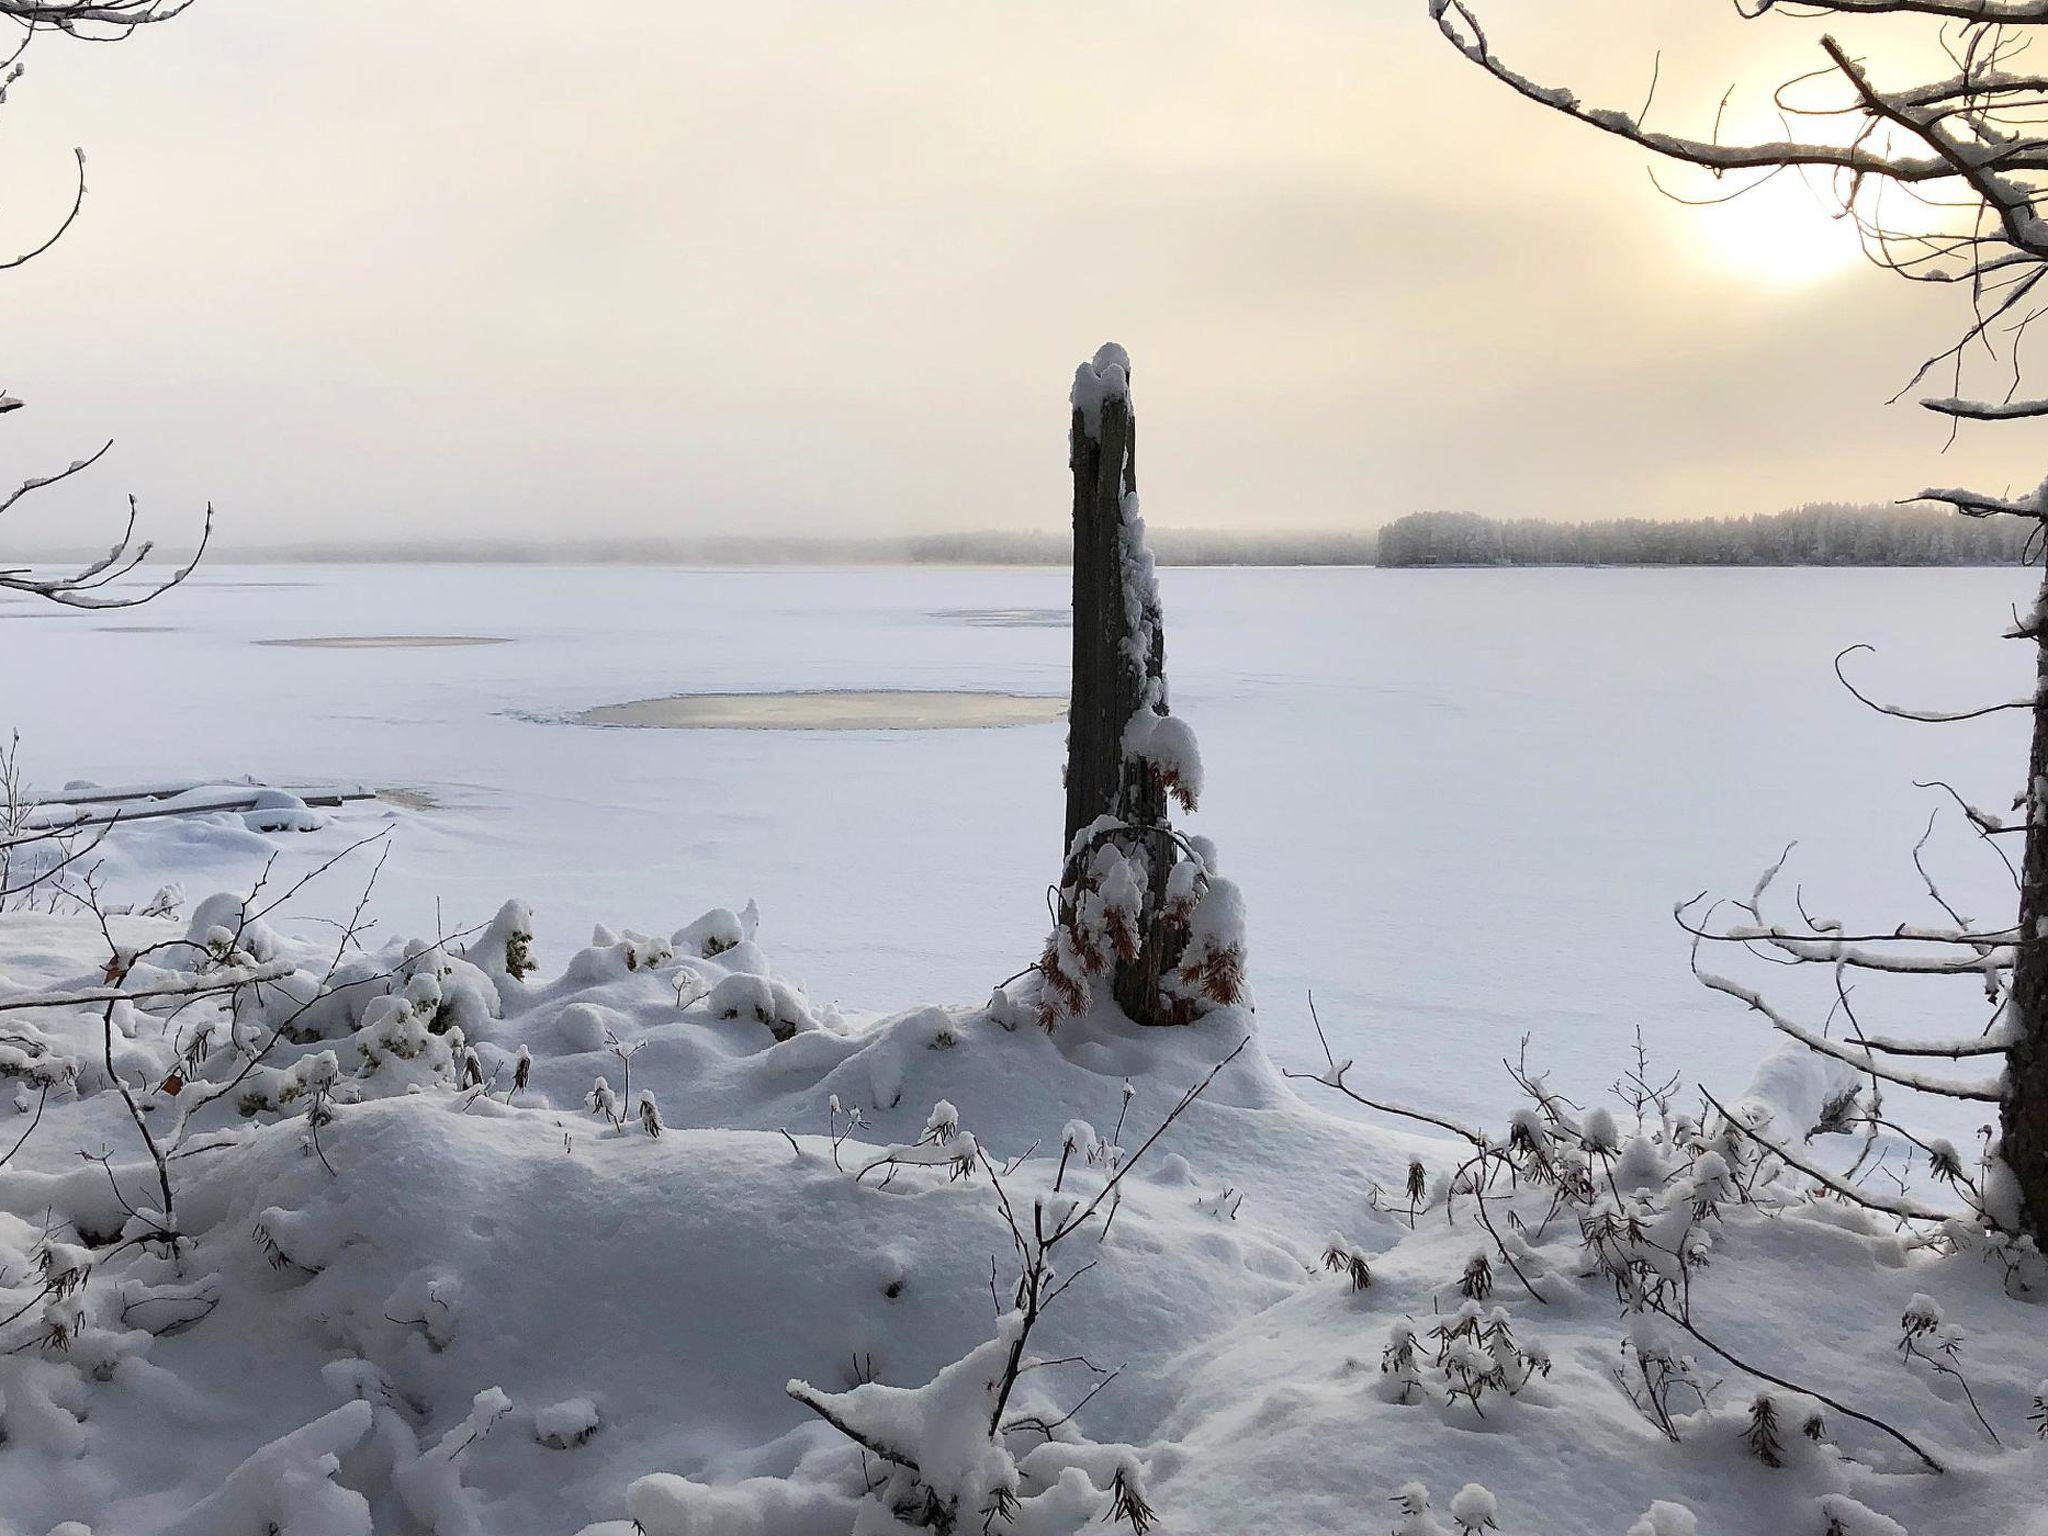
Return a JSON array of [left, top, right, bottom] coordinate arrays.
[[928, 606, 1070, 628], [257, 635, 512, 649], [571, 690, 1067, 730]]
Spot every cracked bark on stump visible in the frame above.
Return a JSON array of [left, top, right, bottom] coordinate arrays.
[[2006, 563, 2048, 1240]]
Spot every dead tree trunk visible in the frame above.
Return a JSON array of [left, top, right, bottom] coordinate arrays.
[[1062, 348, 1175, 1025], [2004, 564, 2048, 1240]]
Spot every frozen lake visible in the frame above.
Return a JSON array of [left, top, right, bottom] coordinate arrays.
[[4, 562, 2033, 1127]]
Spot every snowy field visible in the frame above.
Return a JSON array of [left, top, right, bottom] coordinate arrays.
[[3, 560, 2043, 1536], [4, 561, 2033, 1130]]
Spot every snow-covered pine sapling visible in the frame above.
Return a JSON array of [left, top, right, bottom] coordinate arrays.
[[1428, 1302, 1546, 1417], [1391, 1482, 1447, 1536], [638, 1091, 662, 1138], [251, 1215, 319, 1277], [1448, 1483, 1500, 1535], [1613, 1026, 1681, 1130], [824, 1092, 867, 1171], [586, 1075, 621, 1126], [1896, 1293, 2000, 1445], [856, 1099, 980, 1185], [1615, 1311, 1710, 1444], [1745, 1391, 1788, 1467], [1458, 1250, 1494, 1301], [1407, 1158, 1427, 1227], [2030, 1380, 2047, 1439], [603, 1028, 643, 1116], [1382, 1322, 1423, 1404], [1107, 1457, 1156, 1536], [1744, 1391, 1825, 1469], [1323, 1233, 1373, 1291], [507, 1044, 531, 1103]]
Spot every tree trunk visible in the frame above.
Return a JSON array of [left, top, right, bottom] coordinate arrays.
[[2003, 561, 2048, 1241], [1063, 386, 1172, 1025]]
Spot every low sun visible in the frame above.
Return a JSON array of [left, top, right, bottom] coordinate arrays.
[[1688, 170, 1869, 286]]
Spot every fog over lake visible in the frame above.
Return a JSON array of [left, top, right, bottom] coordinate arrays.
[[8, 562, 2029, 1129]]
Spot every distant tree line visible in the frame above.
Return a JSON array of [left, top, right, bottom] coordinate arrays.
[[135, 506, 2035, 568], [1375, 504, 2034, 567], [902, 529, 1379, 566]]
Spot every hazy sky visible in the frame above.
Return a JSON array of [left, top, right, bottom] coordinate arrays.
[[3, 0, 2041, 552]]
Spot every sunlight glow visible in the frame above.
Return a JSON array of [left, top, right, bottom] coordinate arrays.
[[1687, 170, 1868, 286]]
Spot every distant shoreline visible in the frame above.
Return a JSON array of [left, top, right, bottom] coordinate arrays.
[[22, 504, 2038, 570]]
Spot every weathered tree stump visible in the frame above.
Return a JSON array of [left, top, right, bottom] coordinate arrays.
[[1060, 346, 1177, 1025]]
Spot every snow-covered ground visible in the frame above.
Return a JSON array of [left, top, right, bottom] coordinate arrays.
[[1, 562, 2043, 1534], [0, 891, 2039, 1534], [2, 561, 2033, 1127]]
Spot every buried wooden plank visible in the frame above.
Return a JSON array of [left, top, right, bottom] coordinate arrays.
[[21, 781, 377, 831], [25, 778, 374, 811]]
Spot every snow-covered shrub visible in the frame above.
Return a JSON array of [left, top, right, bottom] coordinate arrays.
[[1122, 707, 1201, 813], [352, 980, 465, 1083], [1448, 1483, 1500, 1535], [1381, 1321, 1424, 1404], [1391, 1482, 1445, 1536], [1418, 1301, 1549, 1417], [467, 898, 536, 989], [708, 972, 815, 1042], [1166, 871, 1247, 1015], [1623, 1503, 1696, 1536], [1816, 1494, 1909, 1536], [672, 901, 757, 959], [1743, 1390, 1826, 1468], [535, 1396, 602, 1449], [238, 1049, 343, 1117], [1038, 831, 1248, 1031], [582, 927, 674, 974], [1322, 1232, 1373, 1291]]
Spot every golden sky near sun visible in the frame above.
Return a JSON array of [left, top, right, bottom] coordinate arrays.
[[0, 0, 2040, 548]]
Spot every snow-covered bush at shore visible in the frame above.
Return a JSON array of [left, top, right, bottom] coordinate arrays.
[[0, 884, 2043, 1535]]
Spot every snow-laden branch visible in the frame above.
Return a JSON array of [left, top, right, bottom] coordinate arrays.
[[0, 1, 192, 35], [1913, 483, 2048, 519], [1920, 394, 2048, 420], [0, 956, 293, 1013], [0, 144, 82, 271], [1699, 1088, 1963, 1222], [1834, 644, 2032, 724], [1691, 961, 2004, 1099], [1714, 925, 2014, 972], [1744, 0, 2048, 21], [1430, 1, 1961, 185], [1279, 991, 1488, 1147]]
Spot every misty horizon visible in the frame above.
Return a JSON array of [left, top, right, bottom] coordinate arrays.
[[6, 1, 2041, 561]]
